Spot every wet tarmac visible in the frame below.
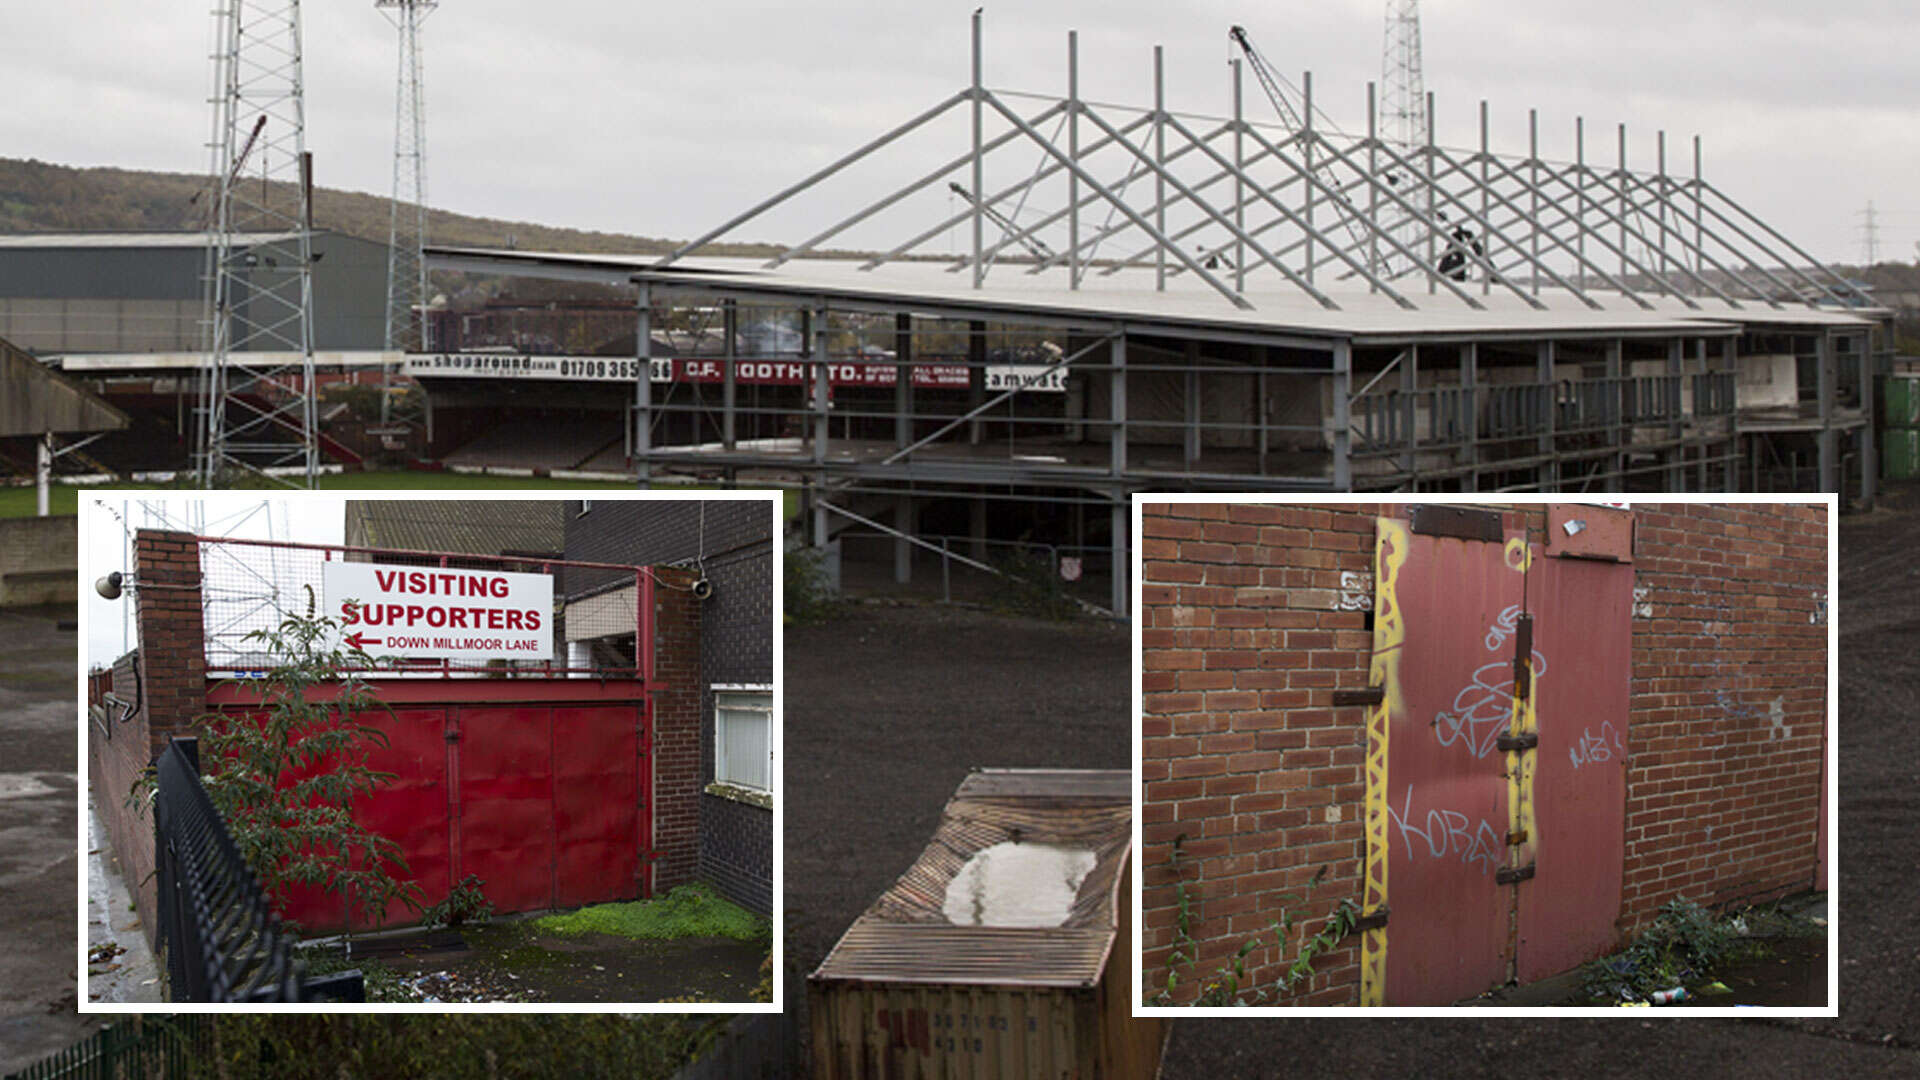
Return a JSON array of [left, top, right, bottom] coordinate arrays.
[[0, 605, 100, 1076], [84, 791, 161, 1004]]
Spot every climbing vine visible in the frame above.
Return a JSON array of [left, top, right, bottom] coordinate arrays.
[[1150, 835, 1361, 1007]]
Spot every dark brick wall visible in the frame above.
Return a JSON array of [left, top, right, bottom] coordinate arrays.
[[564, 498, 775, 914]]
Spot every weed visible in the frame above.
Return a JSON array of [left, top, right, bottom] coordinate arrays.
[[1580, 897, 1765, 1002], [421, 875, 494, 931], [783, 543, 839, 624], [987, 548, 1081, 621]]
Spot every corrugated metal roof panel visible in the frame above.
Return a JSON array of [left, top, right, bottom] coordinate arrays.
[[812, 767, 1131, 989]]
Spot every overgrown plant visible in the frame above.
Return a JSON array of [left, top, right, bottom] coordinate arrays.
[[421, 875, 493, 931], [987, 548, 1081, 621], [1580, 897, 1762, 1002], [783, 542, 839, 624], [1150, 838, 1360, 1006], [191, 587, 422, 932]]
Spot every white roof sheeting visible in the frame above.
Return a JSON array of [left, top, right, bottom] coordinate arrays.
[[426, 246, 1879, 344]]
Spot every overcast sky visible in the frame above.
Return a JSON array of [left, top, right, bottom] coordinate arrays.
[[83, 496, 345, 669], [7, 1, 1914, 266]]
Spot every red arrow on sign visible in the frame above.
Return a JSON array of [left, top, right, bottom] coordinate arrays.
[[343, 632, 383, 650]]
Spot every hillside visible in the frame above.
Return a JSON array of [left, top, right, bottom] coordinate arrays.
[[0, 156, 783, 258]]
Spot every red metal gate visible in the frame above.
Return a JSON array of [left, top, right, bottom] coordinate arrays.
[[1363, 508, 1632, 1005], [208, 679, 653, 933]]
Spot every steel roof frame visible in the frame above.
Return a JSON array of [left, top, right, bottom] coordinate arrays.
[[654, 12, 1859, 320]]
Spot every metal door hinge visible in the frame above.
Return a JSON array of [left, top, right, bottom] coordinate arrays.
[[1495, 863, 1537, 885], [1351, 906, 1390, 933]]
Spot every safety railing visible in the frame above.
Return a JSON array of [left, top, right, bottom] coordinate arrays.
[[154, 737, 363, 1003]]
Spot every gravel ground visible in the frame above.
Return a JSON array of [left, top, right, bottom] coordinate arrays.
[[784, 488, 1920, 1078]]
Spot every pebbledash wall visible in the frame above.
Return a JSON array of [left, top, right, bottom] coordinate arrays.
[[89, 529, 705, 945], [1139, 502, 1828, 1006]]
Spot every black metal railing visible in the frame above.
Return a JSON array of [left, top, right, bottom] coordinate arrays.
[[154, 737, 362, 1003], [4, 1017, 209, 1080]]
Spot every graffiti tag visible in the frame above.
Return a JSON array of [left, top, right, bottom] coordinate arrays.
[[1434, 652, 1547, 759], [1568, 722, 1627, 770], [1388, 785, 1503, 876]]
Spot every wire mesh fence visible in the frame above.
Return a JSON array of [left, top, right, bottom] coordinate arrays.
[[194, 537, 656, 677]]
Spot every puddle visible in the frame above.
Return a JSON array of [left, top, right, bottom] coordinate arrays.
[[1671, 935, 1828, 1008], [942, 842, 1095, 927], [330, 919, 767, 1004]]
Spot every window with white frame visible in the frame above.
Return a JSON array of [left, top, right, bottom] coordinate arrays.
[[714, 687, 773, 794]]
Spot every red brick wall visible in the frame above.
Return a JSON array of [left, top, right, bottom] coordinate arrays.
[[649, 566, 703, 894], [1140, 502, 1828, 1006], [1622, 504, 1827, 922], [86, 528, 211, 946]]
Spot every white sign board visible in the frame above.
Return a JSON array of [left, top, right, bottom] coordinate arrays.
[[323, 562, 553, 662]]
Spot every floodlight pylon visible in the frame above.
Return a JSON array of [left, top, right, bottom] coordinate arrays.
[[195, 0, 319, 489]]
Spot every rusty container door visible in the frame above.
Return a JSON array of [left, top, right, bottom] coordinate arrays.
[[1377, 520, 1526, 1005], [1518, 550, 1632, 982], [454, 705, 558, 912]]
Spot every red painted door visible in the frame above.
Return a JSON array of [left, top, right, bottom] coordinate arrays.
[[1378, 524, 1526, 1006], [1520, 554, 1631, 983], [552, 703, 646, 907], [1369, 514, 1631, 1004], [454, 705, 558, 913]]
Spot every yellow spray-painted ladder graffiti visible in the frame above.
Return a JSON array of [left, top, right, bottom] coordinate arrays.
[[1360, 519, 1408, 1007]]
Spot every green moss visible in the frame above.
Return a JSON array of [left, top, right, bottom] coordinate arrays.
[[534, 884, 768, 942]]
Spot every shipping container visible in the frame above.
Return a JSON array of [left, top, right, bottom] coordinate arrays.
[[1885, 374, 1920, 429], [1885, 428, 1920, 480], [808, 768, 1163, 1079]]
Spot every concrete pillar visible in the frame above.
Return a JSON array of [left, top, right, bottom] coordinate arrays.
[[36, 432, 51, 517], [1461, 343, 1479, 489], [1858, 331, 1876, 508], [1110, 334, 1128, 477], [1332, 342, 1352, 490], [895, 495, 913, 585], [1110, 500, 1128, 618], [1537, 341, 1556, 490], [634, 283, 652, 483], [810, 306, 829, 466], [968, 319, 987, 444], [722, 300, 737, 451], [1816, 331, 1837, 494], [1667, 337, 1686, 490], [1184, 340, 1201, 470]]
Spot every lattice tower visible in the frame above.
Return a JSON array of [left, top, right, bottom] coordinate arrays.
[[1378, 0, 1430, 275], [196, 0, 319, 488]]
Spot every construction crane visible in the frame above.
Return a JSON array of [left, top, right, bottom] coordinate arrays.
[[949, 182, 1056, 263], [1227, 25, 1377, 270]]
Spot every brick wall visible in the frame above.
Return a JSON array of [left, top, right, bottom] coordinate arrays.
[[651, 565, 704, 895], [86, 528, 210, 946], [1621, 503, 1827, 922], [1140, 502, 1828, 1006]]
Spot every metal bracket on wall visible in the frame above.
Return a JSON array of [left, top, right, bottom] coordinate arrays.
[[1351, 906, 1390, 933], [1333, 687, 1386, 707], [1407, 505, 1504, 542], [1511, 613, 1533, 701], [1495, 732, 1538, 752], [1495, 863, 1537, 885]]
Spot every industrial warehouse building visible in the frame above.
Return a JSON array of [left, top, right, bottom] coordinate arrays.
[[1137, 500, 1829, 1006]]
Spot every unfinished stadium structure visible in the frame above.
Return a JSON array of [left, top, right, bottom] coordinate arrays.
[[424, 15, 1893, 616]]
